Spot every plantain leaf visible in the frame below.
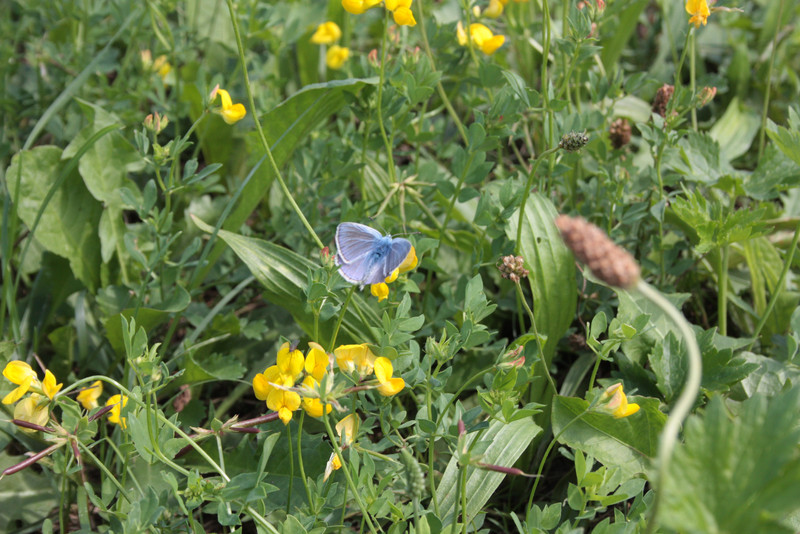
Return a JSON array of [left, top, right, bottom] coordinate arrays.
[[192, 216, 380, 343], [507, 194, 577, 363], [551, 395, 665, 479], [6, 146, 103, 290], [435, 417, 542, 526]]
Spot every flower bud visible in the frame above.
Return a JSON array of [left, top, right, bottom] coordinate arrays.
[[558, 131, 589, 152]]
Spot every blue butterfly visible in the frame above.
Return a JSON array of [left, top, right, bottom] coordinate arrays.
[[335, 222, 412, 287]]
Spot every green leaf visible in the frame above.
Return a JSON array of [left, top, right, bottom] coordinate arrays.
[[709, 97, 760, 162], [765, 107, 800, 167], [551, 395, 666, 479], [434, 417, 542, 526], [6, 146, 103, 290], [184, 352, 247, 382], [617, 289, 690, 365], [196, 78, 377, 282], [0, 452, 60, 527], [507, 193, 576, 363], [660, 388, 800, 534], [192, 216, 380, 343], [743, 144, 800, 200]]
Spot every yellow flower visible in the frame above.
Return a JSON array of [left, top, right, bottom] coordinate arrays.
[[371, 282, 390, 301], [326, 45, 350, 70], [342, 0, 381, 15], [398, 246, 418, 273], [324, 414, 359, 481], [152, 55, 172, 81], [301, 376, 333, 417], [253, 365, 282, 402], [600, 383, 640, 419], [14, 393, 49, 433], [42, 370, 62, 400], [214, 88, 247, 125], [334, 343, 377, 377], [305, 342, 330, 382], [268, 383, 302, 425], [484, 0, 504, 18], [393, 7, 416, 26], [685, 0, 710, 28], [373, 357, 405, 396], [2, 360, 40, 405], [457, 22, 505, 55], [310, 22, 342, 44], [106, 394, 129, 429], [276, 342, 306, 381], [77, 380, 103, 410]]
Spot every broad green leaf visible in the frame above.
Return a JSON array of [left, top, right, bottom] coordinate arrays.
[[507, 193, 576, 363], [551, 395, 665, 479], [434, 417, 542, 526], [0, 452, 60, 526], [193, 217, 380, 343], [660, 388, 800, 534], [6, 146, 102, 290], [195, 78, 377, 283], [709, 97, 760, 162]]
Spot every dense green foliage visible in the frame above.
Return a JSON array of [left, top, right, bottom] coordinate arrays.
[[2, 0, 800, 532]]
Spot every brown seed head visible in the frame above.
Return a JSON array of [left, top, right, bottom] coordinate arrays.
[[609, 118, 631, 149], [652, 84, 674, 117], [498, 255, 529, 282], [555, 215, 640, 289]]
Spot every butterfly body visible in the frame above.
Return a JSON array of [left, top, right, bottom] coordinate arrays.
[[335, 223, 411, 286]]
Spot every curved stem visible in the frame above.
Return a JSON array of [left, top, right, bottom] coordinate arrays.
[[225, 0, 323, 249], [636, 281, 701, 533], [329, 285, 356, 351]]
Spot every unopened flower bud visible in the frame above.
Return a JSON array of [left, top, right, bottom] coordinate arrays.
[[555, 215, 640, 289], [698, 86, 717, 107], [558, 131, 589, 152], [609, 118, 631, 149], [652, 84, 674, 117], [368, 49, 379, 68]]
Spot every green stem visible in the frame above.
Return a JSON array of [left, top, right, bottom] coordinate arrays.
[[414, 0, 468, 144], [376, 9, 397, 184], [329, 285, 355, 351], [296, 413, 315, 513], [516, 281, 556, 394], [225, 0, 323, 249], [322, 413, 380, 534], [77, 441, 133, 503], [758, 0, 785, 161], [460, 464, 468, 534], [717, 245, 729, 336], [748, 218, 800, 349], [636, 281, 701, 534], [690, 32, 697, 131]]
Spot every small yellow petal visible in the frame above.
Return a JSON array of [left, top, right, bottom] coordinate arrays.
[[2, 377, 33, 405], [393, 6, 416, 26], [371, 282, 390, 301], [326, 45, 350, 70], [106, 394, 129, 429], [3, 360, 38, 385], [398, 246, 418, 273], [377, 377, 405, 396], [485, 0, 504, 18], [336, 413, 359, 445], [76, 380, 103, 410], [310, 21, 342, 45], [42, 370, 62, 400], [373, 356, 394, 384], [14, 394, 49, 432]]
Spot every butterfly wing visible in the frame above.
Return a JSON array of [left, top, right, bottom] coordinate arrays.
[[337, 257, 374, 285], [335, 222, 382, 264]]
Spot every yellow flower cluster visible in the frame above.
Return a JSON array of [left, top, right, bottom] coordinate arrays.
[[2, 361, 127, 430], [310, 22, 351, 70], [457, 22, 505, 55], [370, 246, 418, 302], [252, 342, 405, 424], [342, 0, 416, 26]]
